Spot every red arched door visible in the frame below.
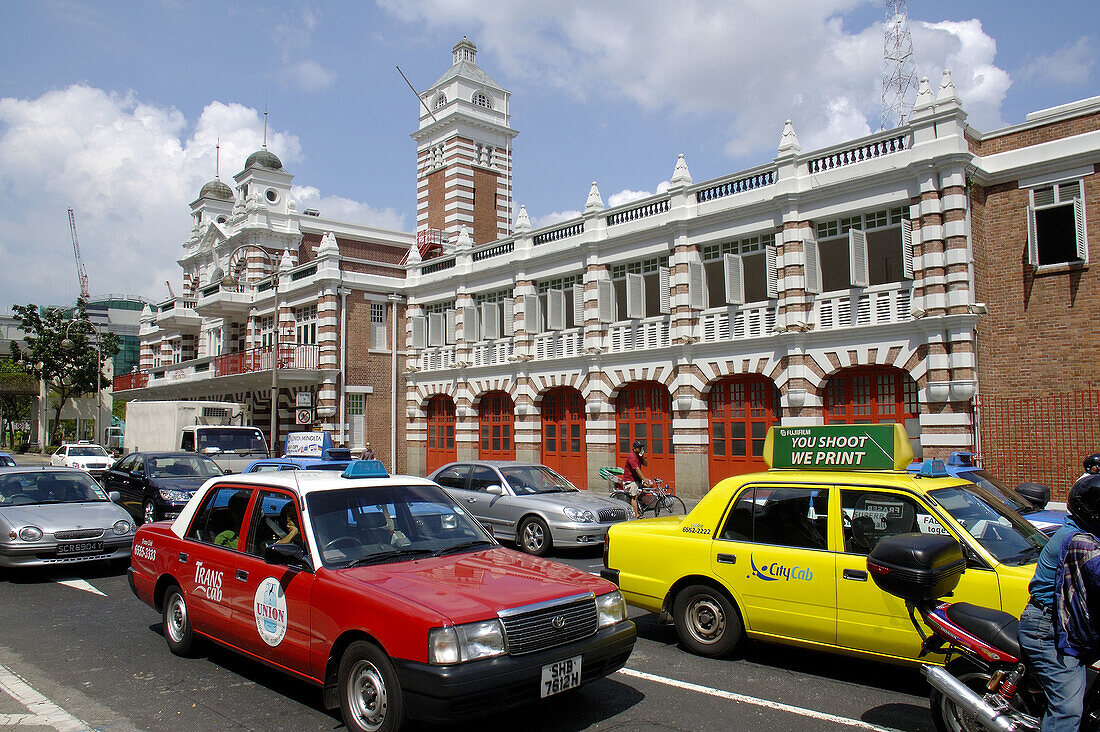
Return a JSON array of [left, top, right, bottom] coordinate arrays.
[[541, 387, 587, 489], [616, 382, 674, 491], [708, 376, 781, 482], [425, 395, 456, 473], [479, 391, 515, 460], [824, 366, 919, 425]]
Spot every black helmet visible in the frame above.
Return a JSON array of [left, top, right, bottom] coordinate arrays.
[[632, 439, 646, 450], [1068, 475, 1100, 534], [1084, 454, 1100, 474]]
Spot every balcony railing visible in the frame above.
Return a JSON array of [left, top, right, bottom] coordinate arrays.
[[533, 328, 583, 360], [113, 372, 149, 391], [214, 344, 321, 377], [814, 282, 914, 330], [608, 316, 671, 353], [700, 303, 777, 343], [470, 339, 513, 367], [419, 346, 457, 371]]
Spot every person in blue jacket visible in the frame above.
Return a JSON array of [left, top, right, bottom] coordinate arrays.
[[1018, 474, 1100, 732]]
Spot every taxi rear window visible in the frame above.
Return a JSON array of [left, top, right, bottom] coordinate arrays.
[[719, 486, 829, 550]]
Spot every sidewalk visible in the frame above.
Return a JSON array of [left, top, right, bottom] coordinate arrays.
[[5, 453, 50, 467]]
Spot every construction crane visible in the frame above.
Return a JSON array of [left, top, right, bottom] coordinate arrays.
[[68, 208, 90, 300]]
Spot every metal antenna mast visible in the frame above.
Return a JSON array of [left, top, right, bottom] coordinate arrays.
[[68, 208, 90, 300], [881, 0, 917, 130]]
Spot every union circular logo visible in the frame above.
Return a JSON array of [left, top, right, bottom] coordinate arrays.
[[254, 577, 288, 647]]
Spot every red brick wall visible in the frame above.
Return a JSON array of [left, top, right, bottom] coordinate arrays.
[[967, 111, 1100, 156], [427, 169, 446, 231], [473, 167, 499, 245]]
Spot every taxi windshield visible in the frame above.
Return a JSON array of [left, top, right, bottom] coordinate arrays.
[[306, 484, 495, 568], [929, 482, 1046, 565], [69, 446, 108, 457], [501, 466, 578, 496]]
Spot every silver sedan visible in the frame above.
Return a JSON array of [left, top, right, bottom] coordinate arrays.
[[0, 467, 135, 569], [427, 461, 634, 556]]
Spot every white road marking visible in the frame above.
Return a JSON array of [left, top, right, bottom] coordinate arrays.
[[55, 579, 105, 597], [0, 663, 90, 731], [618, 668, 904, 732]]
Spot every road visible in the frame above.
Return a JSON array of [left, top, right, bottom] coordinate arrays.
[[0, 545, 937, 732]]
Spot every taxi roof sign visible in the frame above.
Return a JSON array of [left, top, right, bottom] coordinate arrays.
[[763, 424, 913, 471]]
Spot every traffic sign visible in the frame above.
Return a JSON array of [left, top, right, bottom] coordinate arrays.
[[295, 408, 313, 425]]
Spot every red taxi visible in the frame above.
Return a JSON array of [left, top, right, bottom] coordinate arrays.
[[128, 462, 635, 731]]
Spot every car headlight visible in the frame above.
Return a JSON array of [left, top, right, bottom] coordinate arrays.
[[563, 507, 595, 523], [113, 520, 133, 535], [18, 526, 43, 542], [596, 590, 627, 628], [428, 619, 506, 664], [158, 489, 192, 502]]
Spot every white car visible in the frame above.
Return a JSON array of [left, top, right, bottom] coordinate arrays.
[[50, 443, 114, 480]]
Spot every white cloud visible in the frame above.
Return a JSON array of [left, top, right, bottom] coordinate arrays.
[[607, 189, 654, 208], [273, 5, 336, 93], [1018, 36, 1097, 87], [0, 85, 397, 308], [291, 186, 405, 231], [531, 210, 581, 229], [285, 59, 337, 92], [912, 19, 1011, 130]]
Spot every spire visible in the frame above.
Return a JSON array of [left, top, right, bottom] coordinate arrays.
[[936, 68, 961, 106], [406, 242, 422, 265], [262, 104, 269, 149], [454, 225, 472, 252], [280, 247, 294, 271], [215, 138, 221, 179], [515, 205, 532, 233], [670, 154, 692, 186], [913, 77, 935, 113], [778, 119, 801, 154], [318, 231, 340, 257], [585, 182, 604, 214]]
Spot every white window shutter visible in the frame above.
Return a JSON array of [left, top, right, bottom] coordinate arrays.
[[687, 262, 706, 309], [444, 309, 457, 344], [523, 293, 542, 333], [724, 253, 745, 305], [766, 244, 778, 299], [1075, 196, 1088, 261], [597, 280, 615, 323], [1026, 207, 1039, 266], [901, 219, 914, 279], [658, 266, 671, 314], [462, 305, 480, 342], [428, 313, 444, 346], [626, 273, 645, 319], [804, 236, 822, 295], [547, 290, 565, 331], [481, 302, 500, 340], [572, 283, 585, 327], [503, 298, 515, 336], [849, 229, 869, 287]]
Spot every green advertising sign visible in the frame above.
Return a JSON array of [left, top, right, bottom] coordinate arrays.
[[767, 424, 905, 471]]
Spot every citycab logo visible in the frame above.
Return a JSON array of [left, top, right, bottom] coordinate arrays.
[[749, 554, 814, 582]]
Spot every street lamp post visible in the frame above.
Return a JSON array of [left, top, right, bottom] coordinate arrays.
[[62, 319, 104, 445], [215, 245, 281, 456]]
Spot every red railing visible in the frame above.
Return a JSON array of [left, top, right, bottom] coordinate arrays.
[[113, 372, 149, 391], [213, 344, 321, 377]]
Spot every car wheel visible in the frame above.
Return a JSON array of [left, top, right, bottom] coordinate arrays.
[[338, 640, 405, 732], [142, 500, 157, 525], [673, 584, 743, 657], [518, 516, 552, 557], [163, 584, 196, 656]]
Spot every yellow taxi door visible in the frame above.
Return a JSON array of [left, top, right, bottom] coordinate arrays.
[[712, 484, 836, 646], [834, 486, 1002, 660]]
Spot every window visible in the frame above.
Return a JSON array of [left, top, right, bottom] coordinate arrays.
[[719, 486, 829, 550], [259, 316, 275, 348], [813, 206, 911, 291], [433, 464, 469, 490], [434, 93, 447, 109], [347, 393, 364, 416], [610, 256, 670, 320], [474, 92, 493, 109], [245, 490, 302, 555], [538, 275, 584, 330], [295, 305, 317, 345], [1028, 181, 1087, 266], [370, 302, 387, 349], [841, 489, 944, 555], [468, 466, 500, 491], [186, 486, 252, 547], [702, 233, 777, 306]]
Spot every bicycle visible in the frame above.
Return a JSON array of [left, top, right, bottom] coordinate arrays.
[[599, 467, 686, 518]]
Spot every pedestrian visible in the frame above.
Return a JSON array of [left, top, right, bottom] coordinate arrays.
[[360, 441, 376, 461], [1018, 474, 1100, 731], [1079, 454, 1100, 482]]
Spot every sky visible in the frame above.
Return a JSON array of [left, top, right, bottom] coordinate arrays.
[[0, 0, 1096, 309]]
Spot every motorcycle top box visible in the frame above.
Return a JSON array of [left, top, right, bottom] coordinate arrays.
[[867, 533, 966, 603]]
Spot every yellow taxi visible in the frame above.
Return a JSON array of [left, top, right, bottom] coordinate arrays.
[[602, 424, 1045, 665]]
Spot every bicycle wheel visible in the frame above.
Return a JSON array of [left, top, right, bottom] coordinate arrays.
[[609, 489, 630, 504], [657, 495, 687, 516]]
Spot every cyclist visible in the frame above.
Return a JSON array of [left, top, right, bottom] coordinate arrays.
[[623, 439, 654, 518]]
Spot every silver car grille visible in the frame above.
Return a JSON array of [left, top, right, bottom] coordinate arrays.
[[499, 593, 598, 655], [597, 507, 628, 523], [54, 529, 103, 540]]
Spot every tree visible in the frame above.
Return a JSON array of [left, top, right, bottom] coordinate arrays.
[[0, 359, 36, 449], [9, 300, 120, 446]]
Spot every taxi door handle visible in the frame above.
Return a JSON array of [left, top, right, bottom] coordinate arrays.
[[843, 569, 868, 581], [236, 569, 248, 581], [466, 498, 477, 503], [716, 553, 736, 565], [178, 552, 188, 564]]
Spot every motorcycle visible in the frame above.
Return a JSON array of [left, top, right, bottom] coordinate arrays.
[[866, 532, 1100, 732]]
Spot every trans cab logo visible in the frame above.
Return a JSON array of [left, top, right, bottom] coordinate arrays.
[[193, 561, 223, 602], [749, 554, 813, 582]]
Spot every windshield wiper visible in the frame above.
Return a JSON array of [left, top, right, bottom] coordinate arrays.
[[342, 548, 435, 567], [432, 540, 494, 557]]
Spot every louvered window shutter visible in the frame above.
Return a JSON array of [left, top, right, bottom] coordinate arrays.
[[481, 302, 500, 340], [724, 253, 745, 305], [849, 229, 869, 287], [597, 280, 615, 323], [1026, 207, 1039, 266], [901, 219, 914, 279], [547, 290, 565, 330], [411, 315, 426, 349], [688, 262, 706, 309], [1075, 197, 1088, 261], [804, 236, 822, 295], [658, 266, 671, 314], [572, 283, 585, 327], [503, 298, 515, 336], [766, 244, 778, 299], [444, 309, 456, 344], [523, 293, 542, 333], [428, 313, 444, 346], [626, 273, 645, 319], [462, 305, 480, 342]]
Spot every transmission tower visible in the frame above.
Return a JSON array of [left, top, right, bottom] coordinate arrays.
[[881, 0, 917, 130]]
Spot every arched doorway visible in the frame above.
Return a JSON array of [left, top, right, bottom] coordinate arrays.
[[823, 366, 920, 454], [708, 376, 781, 482], [615, 382, 674, 491], [541, 387, 587, 489], [425, 395, 456, 473], [478, 391, 515, 460]]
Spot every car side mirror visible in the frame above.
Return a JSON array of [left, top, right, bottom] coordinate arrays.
[[264, 541, 311, 570], [130, 470, 143, 478], [486, 485, 503, 496], [108, 491, 121, 502]]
